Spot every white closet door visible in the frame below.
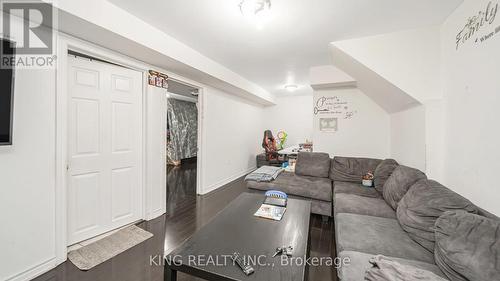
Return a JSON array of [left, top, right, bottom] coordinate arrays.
[[67, 55, 143, 245]]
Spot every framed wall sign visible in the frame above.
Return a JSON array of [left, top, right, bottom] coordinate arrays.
[[319, 118, 338, 133], [148, 70, 169, 89]]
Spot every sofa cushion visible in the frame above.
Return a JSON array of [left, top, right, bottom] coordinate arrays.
[[330, 156, 382, 182], [383, 165, 426, 209], [334, 181, 381, 198], [246, 172, 332, 202], [397, 180, 478, 252], [434, 211, 500, 281], [295, 152, 331, 178], [336, 213, 434, 263], [310, 199, 332, 217], [337, 251, 446, 281], [373, 159, 399, 194], [335, 193, 396, 219]]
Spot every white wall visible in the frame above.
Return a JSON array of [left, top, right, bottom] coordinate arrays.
[[423, 99, 446, 181], [0, 11, 59, 281], [440, 0, 500, 215], [333, 26, 442, 102], [390, 106, 426, 171], [145, 85, 167, 220], [262, 95, 314, 145], [313, 88, 390, 159], [330, 24, 446, 182], [200, 86, 264, 194], [0, 68, 57, 281]]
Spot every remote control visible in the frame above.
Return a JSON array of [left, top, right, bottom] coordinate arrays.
[[232, 252, 254, 276]]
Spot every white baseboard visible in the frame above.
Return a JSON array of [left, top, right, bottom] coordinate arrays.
[[146, 208, 166, 220], [5, 257, 58, 281], [201, 166, 256, 195]]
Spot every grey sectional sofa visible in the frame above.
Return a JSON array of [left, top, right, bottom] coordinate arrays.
[[247, 152, 334, 217], [247, 152, 499, 280], [333, 156, 498, 281]]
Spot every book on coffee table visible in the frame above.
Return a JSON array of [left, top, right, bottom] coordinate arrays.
[[254, 204, 286, 221]]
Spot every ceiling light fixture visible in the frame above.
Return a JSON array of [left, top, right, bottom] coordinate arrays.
[[239, 0, 272, 28], [284, 84, 298, 92]]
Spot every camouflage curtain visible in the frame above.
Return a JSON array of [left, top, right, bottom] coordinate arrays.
[[167, 98, 198, 163]]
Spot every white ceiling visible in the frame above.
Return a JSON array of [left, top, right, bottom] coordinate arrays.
[[108, 0, 462, 97]]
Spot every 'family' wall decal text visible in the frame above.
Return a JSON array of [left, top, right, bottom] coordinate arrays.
[[456, 1, 499, 50]]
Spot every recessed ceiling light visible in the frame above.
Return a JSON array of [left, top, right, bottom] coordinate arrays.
[[284, 84, 298, 92]]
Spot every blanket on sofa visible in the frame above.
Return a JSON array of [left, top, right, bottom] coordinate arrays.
[[365, 255, 447, 281], [245, 166, 283, 182]]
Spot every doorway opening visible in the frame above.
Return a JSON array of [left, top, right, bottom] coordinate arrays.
[[166, 79, 200, 214]]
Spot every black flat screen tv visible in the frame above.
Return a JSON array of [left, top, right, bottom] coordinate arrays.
[[1, 39, 15, 145]]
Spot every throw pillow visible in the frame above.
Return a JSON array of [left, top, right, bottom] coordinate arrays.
[[373, 159, 399, 194], [295, 152, 331, 178], [434, 211, 500, 281], [383, 165, 426, 209], [397, 180, 478, 252]]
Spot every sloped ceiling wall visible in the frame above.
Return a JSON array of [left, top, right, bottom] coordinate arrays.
[[326, 26, 446, 179], [328, 45, 420, 113], [329, 26, 443, 110]]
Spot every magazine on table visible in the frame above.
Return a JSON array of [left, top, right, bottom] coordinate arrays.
[[254, 204, 286, 221], [254, 190, 288, 221]]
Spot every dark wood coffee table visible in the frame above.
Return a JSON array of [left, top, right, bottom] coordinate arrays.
[[164, 192, 311, 281]]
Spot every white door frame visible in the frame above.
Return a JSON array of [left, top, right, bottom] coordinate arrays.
[[55, 34, 205, 263], [165, 77, 204, 195]]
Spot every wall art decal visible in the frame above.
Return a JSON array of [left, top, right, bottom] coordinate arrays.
[[314, 95, 357, 119], [319, 118, 338, 133], [456, 1, 499, 50]]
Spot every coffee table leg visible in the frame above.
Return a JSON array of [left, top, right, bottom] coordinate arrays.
[[164, 266, 177, 281]]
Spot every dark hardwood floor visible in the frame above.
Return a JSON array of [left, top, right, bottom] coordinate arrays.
[[33, 163, 336, 281]]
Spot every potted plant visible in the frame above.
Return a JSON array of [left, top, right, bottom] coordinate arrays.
[[362, 171, 374, 187]]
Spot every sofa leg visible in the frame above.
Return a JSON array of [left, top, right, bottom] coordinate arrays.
[[321, 215, 329, 223]]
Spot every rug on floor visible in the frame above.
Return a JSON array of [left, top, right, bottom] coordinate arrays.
[[68, 225, 154, 271]]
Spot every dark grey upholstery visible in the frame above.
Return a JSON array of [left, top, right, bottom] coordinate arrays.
[[310, 199, 332, 217], [329, 156, 382, 182], [336, 213, 435, 263], [334, 181, 381, 198], [373, 159, 399, 194], [248, 153, 335, 216], [383, 165, 427, 210], [365, 255, 449, 281], [335, 193, 396, 219], [295, 152, 331, 178], [434, 211, 500, 281], [338, 251, 446, 281], [246, 172, 332, 201], [397, 180, 478, 252]]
